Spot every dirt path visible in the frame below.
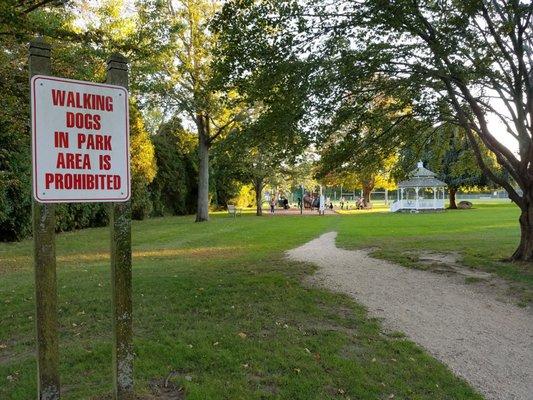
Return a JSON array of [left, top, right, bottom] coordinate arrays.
[[287, 232, 533, 400]]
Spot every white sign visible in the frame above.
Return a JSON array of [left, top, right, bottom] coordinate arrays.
[[31, 75, 130, 203]]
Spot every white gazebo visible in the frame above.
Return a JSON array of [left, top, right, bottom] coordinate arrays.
[[390, 161, 446, 212]]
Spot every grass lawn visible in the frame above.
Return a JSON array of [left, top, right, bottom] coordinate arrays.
[[0, 203, 529, 399]]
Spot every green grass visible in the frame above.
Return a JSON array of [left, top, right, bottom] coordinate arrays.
[[1, 203, 529, 399]]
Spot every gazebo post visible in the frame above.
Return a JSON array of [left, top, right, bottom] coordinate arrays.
[[433, 187, 436, 209], [415, 187, 419, 210]]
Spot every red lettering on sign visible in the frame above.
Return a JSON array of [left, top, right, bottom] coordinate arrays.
[[66, 112, 101, 130], [51, 89, 66, 106], [99, 154, 111, 170], [54, 131, 69, 148], [56, 152, 92, 169], [54, 173, 64, 189], [50, 89, 113, 112], [42, 173, 122, 191], [45, 173, 54, 189], [77, 133, 112, 150]]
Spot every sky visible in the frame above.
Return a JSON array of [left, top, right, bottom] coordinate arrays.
[[487, 111, 519, 155]]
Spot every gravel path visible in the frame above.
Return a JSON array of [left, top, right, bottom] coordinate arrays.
[[287, 232, 533, 400]]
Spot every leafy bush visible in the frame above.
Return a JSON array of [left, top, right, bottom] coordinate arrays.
[[129, 104, 157, 220], [150, 119, 197, 216]]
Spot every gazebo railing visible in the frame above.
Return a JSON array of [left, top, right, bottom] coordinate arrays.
[[390, 201, 402, 212], [390, 199, 445, 212]]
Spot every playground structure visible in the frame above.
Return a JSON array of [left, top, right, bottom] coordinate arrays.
[[303, 193, 320, 209]]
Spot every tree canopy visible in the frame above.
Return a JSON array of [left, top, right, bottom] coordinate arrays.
[[2, 0, 532, 262]]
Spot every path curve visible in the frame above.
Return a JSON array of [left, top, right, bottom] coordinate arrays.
[[286, 232, 533, 400]]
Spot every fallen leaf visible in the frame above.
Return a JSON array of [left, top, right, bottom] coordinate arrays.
[[237, 332, 247, 339]]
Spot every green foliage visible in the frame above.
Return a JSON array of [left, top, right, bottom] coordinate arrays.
[[55, 203, 109, 232], [0, 1, 179, 239], [230, 184, 256, 208], [149, 118, 197, 216], [130, 103, 157, 220], [394, 124, 498, 192], [210, 147, 243, 209], [0, 2, 92, 240], [0, 38, 32, 241]]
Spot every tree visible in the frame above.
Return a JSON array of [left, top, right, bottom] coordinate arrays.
[[213, 5, 313, 216], [142, 0, 243, 222], [395, 124, 498, 209], [0, 0, 164, 239], [216, 0, 533, 261], [150, 117, 198, 216], [220, 101, 309, 215], [335, 1, 532, 259], [130, 103, 157, 219], [0, 1, 82, 240]]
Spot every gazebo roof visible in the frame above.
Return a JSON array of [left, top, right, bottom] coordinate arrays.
[[398, 162, 447, 188]]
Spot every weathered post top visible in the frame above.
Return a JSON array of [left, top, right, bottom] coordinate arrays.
[[107, 53, 128, 69], [29, 39, 51, 76], [29, 38, 51, 56], [106, 53, 129, 86]]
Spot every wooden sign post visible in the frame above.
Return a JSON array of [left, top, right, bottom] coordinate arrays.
[[29, 40, 133, 399], [106, 54, 134, 400], [30, 38, 61, 400]]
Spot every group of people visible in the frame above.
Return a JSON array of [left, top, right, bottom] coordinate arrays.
[[268, 193, 367, 214], [339, 196, 367, 210]]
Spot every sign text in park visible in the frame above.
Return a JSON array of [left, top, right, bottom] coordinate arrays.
[[31, 75, 130, 203]]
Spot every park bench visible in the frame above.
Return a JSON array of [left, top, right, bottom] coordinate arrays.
[[227, 204, 242, 218]]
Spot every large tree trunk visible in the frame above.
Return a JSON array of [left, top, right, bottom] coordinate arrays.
[[448, 188, 458, 209], [253, 178, 263, 216], [196, 115, 210, 222], [362, 179, 374, 207], [512, 203, 533, 261]]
